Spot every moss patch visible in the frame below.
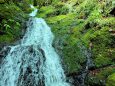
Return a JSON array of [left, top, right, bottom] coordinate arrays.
[[106, 73, 115, 86], [36, 0, 115, 73]]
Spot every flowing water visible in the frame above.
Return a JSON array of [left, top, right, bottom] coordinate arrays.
[[0, 5, 70, 86]]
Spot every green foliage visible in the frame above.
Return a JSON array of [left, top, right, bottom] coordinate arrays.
[[42, 0, 115, 74], [0, 0, 114, 83], [86, 76, 104, 86], [0, 35, 13, 42], [0, 0, 4, 3], [63, 42, 86, 72], [0, 3, 23, 18], [34, 0, 53, 7], [0, 1, 29, 43], [106, 73, 115, 86], [17, 0, 33, 14], [86, 67, 115, 86], [46, 15, 67, 23], [53, 1, 69, 15], [97, 67, 115, 79], [37, 5, 55, 18], [46, 12, 87, 72], [95, 54, 112, 67]]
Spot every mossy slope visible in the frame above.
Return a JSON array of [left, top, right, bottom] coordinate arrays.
[[0, 0, 115, 85], [36, 0, 115, 85]]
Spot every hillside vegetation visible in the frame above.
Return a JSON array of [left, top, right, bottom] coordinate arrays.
[[0, 0, 115, 86]]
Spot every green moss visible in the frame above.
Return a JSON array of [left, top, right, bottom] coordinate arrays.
[[0, 35, 14, 43], [63, 42, 86, 72], [43, 0, 115, 73], [81, 29, 94, 46], [96, 17, 115, 27], [86, 67, 115, 86], [37, 5, 55, 18], [86, 76, 104, 86], [94, 55, 112, 67], [0, 0, 114, 77], [54, 1, 69, 14], [45, 12, 86, 72], [46, 15, 67, 23], [97, 67, 115, 79], [106, 73, 115, 86], [0, 0, 5, 3]]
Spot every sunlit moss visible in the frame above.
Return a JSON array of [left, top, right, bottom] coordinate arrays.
[[37, 5, 55, 18], [106, 73, 115, 86]]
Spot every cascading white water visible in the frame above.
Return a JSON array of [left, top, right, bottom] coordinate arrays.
[[0, 5, 70, 86]]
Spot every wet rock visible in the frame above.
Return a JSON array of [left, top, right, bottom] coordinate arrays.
[[0, 46, 11, 64], [67, 72, 80, 86]]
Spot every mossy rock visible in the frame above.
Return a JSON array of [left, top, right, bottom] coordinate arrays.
[[106, 73, 115, 86]]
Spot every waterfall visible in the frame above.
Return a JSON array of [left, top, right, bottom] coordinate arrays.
[[0, 5, 70, 86]]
